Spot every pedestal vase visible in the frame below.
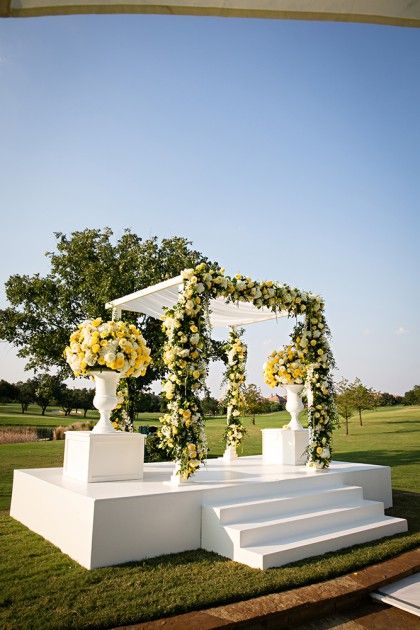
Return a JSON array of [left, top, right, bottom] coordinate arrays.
[[91, 370, 120, 434], [285, 384, 304, 430]]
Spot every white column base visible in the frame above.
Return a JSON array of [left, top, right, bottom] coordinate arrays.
[[222, 445, 238, 463], [63, 431, 144, 483], [262, 428, 309, 466], [164, 462, 192, 486]]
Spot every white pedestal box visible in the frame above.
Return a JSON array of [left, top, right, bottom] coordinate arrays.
[[63, 431, 145, 483], [262, 428, 309, 466]]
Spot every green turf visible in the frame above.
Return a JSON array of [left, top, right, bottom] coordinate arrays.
[[0, 405, 419, 629], [0, 492, 418, 630]]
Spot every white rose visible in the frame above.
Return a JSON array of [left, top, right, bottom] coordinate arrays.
[[190, 333, 200, 345], [85, 351, 96, 366], [181, 269, 194, 280], [104, 351, 116, 364]]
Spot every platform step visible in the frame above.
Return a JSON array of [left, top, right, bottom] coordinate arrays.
[[226, 501, 385, 547], [207, 485, 365, 525], [201, 481, 408, 570], [240, 516, 408, 569]]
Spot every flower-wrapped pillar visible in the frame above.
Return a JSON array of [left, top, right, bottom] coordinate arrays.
[[222, 327, 247, 463], [158, 265, 217, 483]]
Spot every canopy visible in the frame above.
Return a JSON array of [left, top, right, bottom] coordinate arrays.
[[1, 0, 419, 27], [106, 276, 288, 328]]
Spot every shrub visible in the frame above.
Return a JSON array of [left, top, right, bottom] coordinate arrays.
[[0, 427, 38, 444], [52, 421, 94, 440]]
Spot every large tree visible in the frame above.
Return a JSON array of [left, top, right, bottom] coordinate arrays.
[[0, 229, 215, 411]]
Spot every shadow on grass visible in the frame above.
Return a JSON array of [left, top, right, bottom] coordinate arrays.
[[387, 490, 420, 532], [99, 548, 230, 574], [335, 449, 420, 468]]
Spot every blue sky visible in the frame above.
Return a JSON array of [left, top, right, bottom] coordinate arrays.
[[0, 14, 419, 395]]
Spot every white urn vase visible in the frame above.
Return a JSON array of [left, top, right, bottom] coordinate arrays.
[[91, 370, 121, 434], [285, 384, 304, 430]]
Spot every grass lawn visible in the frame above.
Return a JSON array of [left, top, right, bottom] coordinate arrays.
[[0, 405, 419, 629]]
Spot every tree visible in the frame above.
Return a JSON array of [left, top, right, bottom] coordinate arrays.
[[0, 379, 16, 403], [403, 385, 420, 406], [34, 374, 62, 415], [74, 387, 95, 418], [134, 391, 161, 413], [241, 384, 267, 425], [0, 228, 215, 422], [348, 378, 376, 427], [201, 394, 220, 416], [375, 391, 403, 406], [56, 385, 79, 416], [14, 380, 37, 414], [335, 379, 354, 436]]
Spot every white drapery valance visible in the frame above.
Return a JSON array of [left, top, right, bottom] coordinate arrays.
[[106, 276, 288, 328]]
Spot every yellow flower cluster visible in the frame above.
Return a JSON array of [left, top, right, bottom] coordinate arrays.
[[64, 318, 151, 378], [264, 345, 307, 387]]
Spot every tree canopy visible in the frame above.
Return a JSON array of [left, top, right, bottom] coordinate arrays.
[[0, 229, 214, 390]]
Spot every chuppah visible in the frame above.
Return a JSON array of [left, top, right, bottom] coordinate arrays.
[[10, 264, 407, 569]]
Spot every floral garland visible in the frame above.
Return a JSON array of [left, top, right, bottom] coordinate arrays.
[[223, 327, 247, 448], [111, 380, 133, 432], [157, 264, 214, 478], [64, 318, 152, 378], [159, 263, 337, 478], [264, 344, 306, 387]]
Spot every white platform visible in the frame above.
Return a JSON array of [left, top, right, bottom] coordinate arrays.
[[63, 431, 145, 483], [10, 456, 406, 570], [262, 428, 309, 465]]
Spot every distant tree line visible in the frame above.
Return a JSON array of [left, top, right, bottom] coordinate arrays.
[[0, 375, 169, 418], [335, 378, 419, 435], [0, 375, 95, 417], [1, 374, 417, 424]]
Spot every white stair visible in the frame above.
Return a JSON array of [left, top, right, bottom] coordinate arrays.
[[201, 482, 407, 570]]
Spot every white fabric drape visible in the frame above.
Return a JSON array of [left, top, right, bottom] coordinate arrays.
[[106, 276, 288, 328]]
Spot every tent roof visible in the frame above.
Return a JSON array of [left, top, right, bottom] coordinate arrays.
[[106, 275, 288, 328], [1, 0, 419, 26]]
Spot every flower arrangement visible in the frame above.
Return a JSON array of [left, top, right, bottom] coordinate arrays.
[[64, 318, 152, 378], [224, 327, 247, 448], [264, 344, 307, 387], [159, 262, 337, 477]]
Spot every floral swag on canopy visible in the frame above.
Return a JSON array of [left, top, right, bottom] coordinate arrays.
[[158, 263, 337, 480]]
